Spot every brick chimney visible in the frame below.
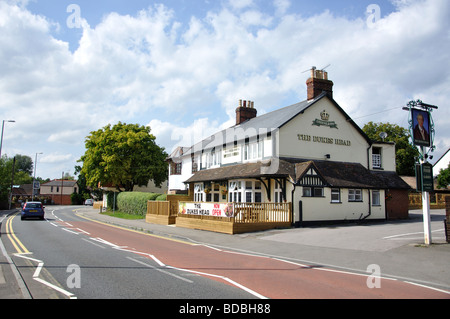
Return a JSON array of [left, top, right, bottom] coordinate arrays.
[[236, 99, 257, 125], [306, 67, 334, 100]]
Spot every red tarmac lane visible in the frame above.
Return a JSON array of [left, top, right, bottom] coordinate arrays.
[[64, 218, 450, 299]]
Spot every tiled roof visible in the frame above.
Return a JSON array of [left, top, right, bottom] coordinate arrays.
[[186, 158, 411, 190], [172, 93, 372, 157], [310, 160, 410, 189], [184, 159, 294, 183], [41, 180, 78, 187]]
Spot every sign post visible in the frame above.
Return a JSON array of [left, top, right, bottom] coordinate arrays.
[[420, 152, 433, 245], [404, 100, 438, 245]]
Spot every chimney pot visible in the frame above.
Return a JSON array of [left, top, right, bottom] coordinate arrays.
[[307, 70, 333, 100], [236, 99, 257, 125]]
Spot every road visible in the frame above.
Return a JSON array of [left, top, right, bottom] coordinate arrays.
[[2, 206, 256, 299], [1, 206, 449, 300]]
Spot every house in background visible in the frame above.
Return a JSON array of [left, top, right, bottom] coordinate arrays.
[[11, 184, 34, 207], [433, 147, 450, 177], [40, 180, 79, 205]]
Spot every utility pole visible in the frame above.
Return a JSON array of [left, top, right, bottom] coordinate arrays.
[[32, 152, 43, 201], [9, 157, 16, 210], [61, 171, 64, 206]]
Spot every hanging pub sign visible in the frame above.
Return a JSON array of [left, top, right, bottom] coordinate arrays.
[[411, 108, 431, 147]]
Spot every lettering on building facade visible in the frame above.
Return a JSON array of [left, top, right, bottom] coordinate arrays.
[[297, 134, 351, 146]]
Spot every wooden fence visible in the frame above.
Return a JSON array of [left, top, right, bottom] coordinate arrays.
[[175, 202, 292, 234], [233, 202, 292, 223], [146, 194, 192, 225], [409, 193, 448, 209]]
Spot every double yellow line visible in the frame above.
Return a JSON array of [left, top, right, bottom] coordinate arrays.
[[5, 213, 29, 254]]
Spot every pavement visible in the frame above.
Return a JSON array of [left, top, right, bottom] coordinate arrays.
[[1, 206, 449, 299]]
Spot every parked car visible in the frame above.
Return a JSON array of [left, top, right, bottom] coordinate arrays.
[[84, 199, 94, 206], [21, 202, 45, 220]]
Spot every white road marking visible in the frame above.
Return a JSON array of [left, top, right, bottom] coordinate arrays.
[[127, 256, 193, 284], [14, 253, 76, 299]]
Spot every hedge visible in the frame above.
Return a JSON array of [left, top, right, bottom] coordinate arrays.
[[111, 192, 164, 216], [155, 194, 167, 201]]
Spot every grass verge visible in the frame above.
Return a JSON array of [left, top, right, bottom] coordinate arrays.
[[101, 210, 145, 220]]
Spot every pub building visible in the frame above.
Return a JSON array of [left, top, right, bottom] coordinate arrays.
[[167, 69, 410, 226]]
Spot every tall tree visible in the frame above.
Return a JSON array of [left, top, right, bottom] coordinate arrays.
[[15, 155, 33, 175], [79, 122, 168, 192], [363, 122, 419, 176]]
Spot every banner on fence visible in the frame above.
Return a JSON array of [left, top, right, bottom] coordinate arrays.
[[179, 202, 234, 218]]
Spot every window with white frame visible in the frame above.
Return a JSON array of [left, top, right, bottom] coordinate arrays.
[[331, 188, 341, 203], [372, 190, 381, 206], [245, 181, 253, 202], [229, 181, 242, 203], [254, 181, 262, 203], [194, 183, 204, 202], [207, 148, 221, 168], [243, 140, 263, 161], [274, 182, 283, 203], [212, 183, 220, 202], [372, 147, 382, 169], [348, 189, 363, 202], [229, 180, 262, 203]]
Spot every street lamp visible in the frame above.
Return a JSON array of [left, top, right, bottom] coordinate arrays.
[[32, 152, 43, 201], [0, 120, 15, 158]]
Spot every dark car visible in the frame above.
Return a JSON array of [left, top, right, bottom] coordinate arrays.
[[21, 202, 45, 220]]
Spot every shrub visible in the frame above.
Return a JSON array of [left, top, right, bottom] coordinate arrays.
[[116, 192, 162, 216], [155, 194, 167, 201]]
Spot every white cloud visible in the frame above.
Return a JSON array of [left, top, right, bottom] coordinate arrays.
[[40, 153, 73, 164], [228, 0, 255, 11], [1, 0, 449, 178], [273, 0, 291, 16], [148, 117, 227, 154]]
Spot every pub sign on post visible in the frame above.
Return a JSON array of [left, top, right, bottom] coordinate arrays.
[[411, 108, 431, 147]]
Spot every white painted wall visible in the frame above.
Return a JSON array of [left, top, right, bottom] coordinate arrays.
[[278, 98, 370, 167], [291, 186, 386, 222]]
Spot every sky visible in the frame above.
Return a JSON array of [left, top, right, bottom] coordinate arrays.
[[0, 0, 449, 180]]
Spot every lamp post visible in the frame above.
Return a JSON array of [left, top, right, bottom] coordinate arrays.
[[0, 120, 15, 158], [32, 152, 43, 201]]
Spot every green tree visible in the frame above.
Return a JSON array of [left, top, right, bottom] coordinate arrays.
[[363, 122, 419, 176], [79, 122, 168, 192], [436, 163, 450, 189], [0, 155, 38, 208], [0, 156, 13, 209], [15, 155, 34, 175]]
